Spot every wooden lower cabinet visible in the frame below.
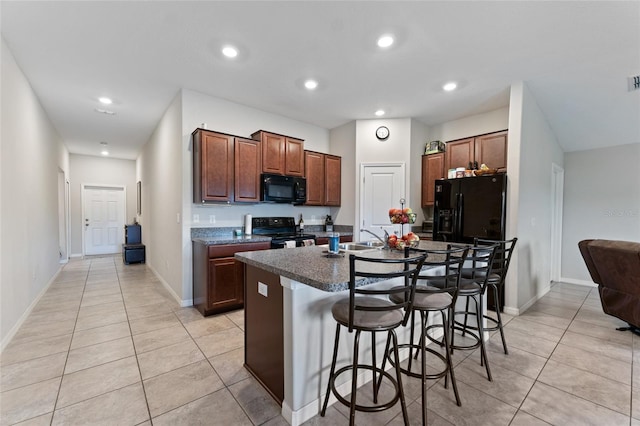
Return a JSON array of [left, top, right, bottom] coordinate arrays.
[[192, 241, 270, 316]]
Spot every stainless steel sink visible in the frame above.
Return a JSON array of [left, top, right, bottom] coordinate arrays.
[[355, 240, 385, 248], [338, 242, 384, 252]]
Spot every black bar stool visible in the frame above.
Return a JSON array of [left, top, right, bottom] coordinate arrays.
[[384, 246, 469, 426], [447, 244, 498, 381], [471, 237, 517, 354], [320, 249, 427, 426]]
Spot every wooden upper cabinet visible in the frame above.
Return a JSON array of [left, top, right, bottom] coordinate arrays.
[[234, 138, 262, 203], [304, 151, 341, 206], [422, 153, 445, 207], [304, 151, 325, 205], [475, 131, 508, 171], [324, 154, 341, 206], [252, 131, 304, 176], [445, 130, 508, 172], [285, 138, 304, 176], [445, 138, 474, 171], [193, 129, 234, 203]]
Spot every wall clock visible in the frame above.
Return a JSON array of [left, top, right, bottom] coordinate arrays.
[[376, 126, 390, 140]]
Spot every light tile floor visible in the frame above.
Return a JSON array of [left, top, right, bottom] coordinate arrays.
[[1, 256, 638, 425]]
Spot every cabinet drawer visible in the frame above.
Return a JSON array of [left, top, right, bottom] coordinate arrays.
[[208, 241, 271, 258]]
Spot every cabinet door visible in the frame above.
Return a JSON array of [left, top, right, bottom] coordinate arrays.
[[445, 138, 474, 171], [235, 138, 262, 203], [209, 257, 244, 311], [260, 132, 285, 175], [196, 131, 234, 202], [475, 131, 508, 171], [285, 138, 304, 177], [304, 151, 324, 205], [324, 155, 341, 206], [422, 153, 445, 207]]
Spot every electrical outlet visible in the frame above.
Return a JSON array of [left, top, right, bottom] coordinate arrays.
[[193, 214, 199, 223], [311, 215, 316, 221], [258, 282, 268, 297], [176, 213, 181, 224], [209, 215, 215, 224]]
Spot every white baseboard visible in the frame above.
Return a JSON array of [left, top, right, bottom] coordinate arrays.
[[69, 253, 83, 259], [559, 277, 597, 287], [503, 283, 553, 316], [1, 266, 63, 351], [146, 263, 192, 308]]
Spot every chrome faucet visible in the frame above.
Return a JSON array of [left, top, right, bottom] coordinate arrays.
[[360, 228, 389, 248]]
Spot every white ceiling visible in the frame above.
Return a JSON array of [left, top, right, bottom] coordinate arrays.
[[2, 1, 639, 160]]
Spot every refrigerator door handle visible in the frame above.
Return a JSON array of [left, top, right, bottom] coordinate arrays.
[[456, 193, 464, 241]]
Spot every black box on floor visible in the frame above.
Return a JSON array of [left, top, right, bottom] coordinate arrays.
[[122, 244, 145, 264]]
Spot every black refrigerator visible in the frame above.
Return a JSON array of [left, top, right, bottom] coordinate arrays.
[[433, 174, 508, 310]]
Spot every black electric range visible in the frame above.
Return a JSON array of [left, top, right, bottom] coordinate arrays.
[[251, 217, 316, 249]]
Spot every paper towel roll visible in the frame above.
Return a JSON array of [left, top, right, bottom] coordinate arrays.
[[244, 214, 252, 235]]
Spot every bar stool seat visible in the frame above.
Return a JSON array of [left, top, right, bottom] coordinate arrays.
[[332, 298, 404, 329]]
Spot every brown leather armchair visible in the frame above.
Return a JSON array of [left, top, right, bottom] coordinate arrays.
[[579, 239, 640, 333]]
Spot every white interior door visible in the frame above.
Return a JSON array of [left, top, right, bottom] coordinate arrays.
[[360, 164, 406, 241], [83, 186, 125, 255], [550, 163, 564, 282]]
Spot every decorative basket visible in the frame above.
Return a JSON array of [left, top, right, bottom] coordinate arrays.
[[474, 169, 498, 176]]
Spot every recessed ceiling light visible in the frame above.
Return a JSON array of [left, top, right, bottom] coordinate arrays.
[[94, 108, 116, 115], [222, 46, 238, 58], [304, 79, 318, 90], [100, 142, 109, 156], [98, 97, 112, 105], [377, 35, 394, 48], [375, 110, 385, 116], [443, 82, 458, 91], [101, 150, 109, 156]]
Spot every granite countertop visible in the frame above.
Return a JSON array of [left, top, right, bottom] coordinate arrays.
[[192, 235, 272, 245], [235, 240, 451, 292], [312, 231, 354, 238]]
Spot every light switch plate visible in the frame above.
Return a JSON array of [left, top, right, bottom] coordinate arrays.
[[258, 282, 268, 297]]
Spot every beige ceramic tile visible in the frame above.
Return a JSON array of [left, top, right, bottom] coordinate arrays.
[[567, 318, 634, 345], [560, 331, 632, 363], [537, 359, 630, 415], [129, 312, 180, 335], [505, 317, 566, 342], [10, 319, 76, 345], [70, 321, 131, 349], [0, 377, 60, 425], [173, 307, 205, 324], [65, 336, 135, 374], [517, 310, 572, 330], [551, 343, 632, 385], [132, 324, 191, 354], [77, 300, 125, 319], [209, 347, 251, 386], [500, 327, 557, 358], [143, 359, 224, 417], [385, 400, 455, 426], [151, 388, 252, 426], [333, 380, 404, 426], [1, 334, 72, 366], [226, 309, 245, 329], [481, 338, 547, 379], [229, 376, 282, 425], [74, 310, 128, 332], [508, 411, 551, 426], [56, 356, 141, 408], [521, 382, 629, 426], [51, 383, 149, 426], [137, 339, 204, 379], [195, 326, 244, 358], [12, 412, 53, 426], [1, 352, 66, 391], [126, 302, 175, 320], [184, 315, 236, 338], [80, 292, 123, 307]]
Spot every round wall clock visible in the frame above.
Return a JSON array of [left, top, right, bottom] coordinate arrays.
[[376, 126, 390, 140]]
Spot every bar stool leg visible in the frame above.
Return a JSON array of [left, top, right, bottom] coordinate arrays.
[[390, 329, 410, 426], [349, 330, 362, 426], [371, 331, 378, 404], [420, 311, 428, 426], [442, 308, 461, 406], [321, 323, 342, 416], [474, 294, 492, 381], [375, 332, 393, 394], [491, 284, 509, 354]]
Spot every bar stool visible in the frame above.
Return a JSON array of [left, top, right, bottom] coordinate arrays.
[[448, 244, 498, 381], [385, 246, 469, 426], [470, 237, 517, 354], [320, 250, 427, 426]]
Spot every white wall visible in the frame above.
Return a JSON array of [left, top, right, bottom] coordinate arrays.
[[429, 107, 509, 142], [410, 119, 430, 223], [69, 155, 137, 256], [329, 121, 357, 226], [561, 143, 640, 283], [137, 92, 184, 303], [1, 38, 69, 347], [508, 82, 565, 310]]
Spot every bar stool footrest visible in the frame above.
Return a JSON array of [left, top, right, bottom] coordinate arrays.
[[330, 364, 401, 413]]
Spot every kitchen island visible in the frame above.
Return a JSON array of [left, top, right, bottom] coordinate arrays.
[[235, 241, 451, 425]]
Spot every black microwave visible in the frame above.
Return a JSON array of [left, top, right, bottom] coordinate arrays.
[[261, 174, 306, 204]]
